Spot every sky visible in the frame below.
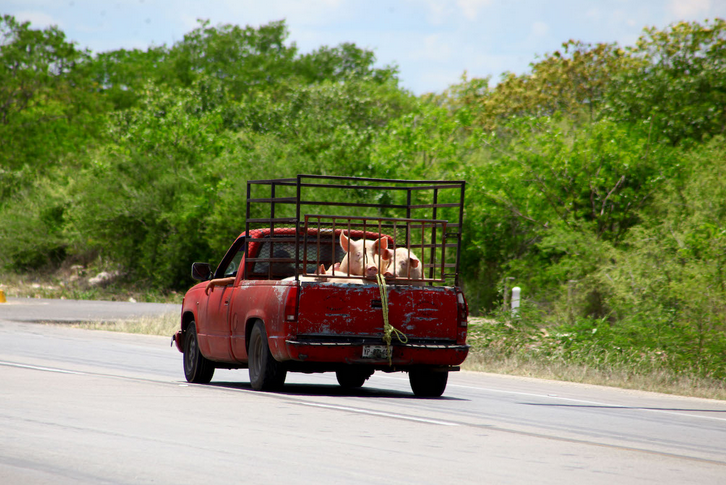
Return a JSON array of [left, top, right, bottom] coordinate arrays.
[[3, 0, 726, 95]]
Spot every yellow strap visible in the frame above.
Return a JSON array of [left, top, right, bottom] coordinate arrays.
[[376, 274, 408, 365]]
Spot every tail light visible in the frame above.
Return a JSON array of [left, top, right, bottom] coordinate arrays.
[[456, 289, 468, 327], [284, 285, 299, 322]]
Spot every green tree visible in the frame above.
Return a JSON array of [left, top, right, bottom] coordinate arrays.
[[0, 15, 108, 200], [63, 80, 231, 286], [371, 101, 471, 180], [448, 40, 630, 132], [605, 19, 726, 146], [294, 42, 399, 85], [585, 138, 726, 376], [88, 46, 170, 110], [461, 116, 677, 309], [167, 19, 297, 96]]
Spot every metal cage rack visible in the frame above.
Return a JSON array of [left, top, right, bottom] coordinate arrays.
[[244, 175, 465, 286]]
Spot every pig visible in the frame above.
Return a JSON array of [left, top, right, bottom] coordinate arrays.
[[338, 231, 390, 280], [325, 262, 341, 274], [382, 247, 424, 286], [319, 262, 340, 279], [321, 262, 366, 285]]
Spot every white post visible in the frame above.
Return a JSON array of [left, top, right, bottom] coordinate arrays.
[[511, 287, 521, 316], [503, 276, 515, 310]]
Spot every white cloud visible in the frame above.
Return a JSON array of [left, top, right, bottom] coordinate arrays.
[[166, 0, 348, 32], [456, 0, 494, 21], [412, 0, 454, 25], [231, 0, 346, 26], [471, 52, 524, 75], [12, 10, 60, 28], [585, 8, 602, 20], [668, 0, 712, 19], [177, 13, 202, 32], [409, 33, 452, 62], [409, 66, 465, 95], [531, 21, 549, 37]]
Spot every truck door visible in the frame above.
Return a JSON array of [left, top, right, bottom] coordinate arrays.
[[201, 285, 233, 361], [199, 238, 245, 362]]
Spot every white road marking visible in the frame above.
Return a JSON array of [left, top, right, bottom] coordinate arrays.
[[298, 402, 459, 426], [0, 361, 86, 375], [448, 383, 726, 423], [372, 374, 726, 423]]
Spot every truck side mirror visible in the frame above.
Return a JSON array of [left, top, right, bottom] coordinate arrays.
[[191, 262, 212, 281]]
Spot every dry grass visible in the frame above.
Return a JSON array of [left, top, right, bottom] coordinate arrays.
[[0, 270, 182, 303], [461, 316, 726, 400], [462, 348, 726, 401], [65, 312, 180, 336]]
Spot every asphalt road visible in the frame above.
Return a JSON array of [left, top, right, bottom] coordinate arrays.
[[1, 298, 725, 484], [0, 297, 179, 322]]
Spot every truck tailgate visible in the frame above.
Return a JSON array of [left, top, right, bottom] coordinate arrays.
[[296, 282, 459, 341]]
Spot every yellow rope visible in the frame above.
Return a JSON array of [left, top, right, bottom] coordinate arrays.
[[376, 273, 408, 365]]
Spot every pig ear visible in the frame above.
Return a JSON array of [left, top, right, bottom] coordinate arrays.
[[373, 237, 388, 254], [340, 232, 350, 252], [409, 257, 420, 268], [317, 264, 325, 274], [382, 248, 393, 261]]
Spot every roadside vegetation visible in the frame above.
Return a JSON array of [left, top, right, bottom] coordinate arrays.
[[2, 15, 726, 395], [0, 267, 182, 303], [62, 313, 180, 337], [466, 317, 726, 400]]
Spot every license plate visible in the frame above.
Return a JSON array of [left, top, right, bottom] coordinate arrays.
[[362, 345, 390, 359]]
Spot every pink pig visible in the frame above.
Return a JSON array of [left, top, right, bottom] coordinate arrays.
[[321, 262, 366, 284], [338, 232, 390, 279], [383, 247, 423, 286]]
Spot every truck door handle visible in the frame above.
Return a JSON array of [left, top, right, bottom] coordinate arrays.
[[371, 300, 383, 309]]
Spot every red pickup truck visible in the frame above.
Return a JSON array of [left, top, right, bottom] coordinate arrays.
[[172, 175, 469, 397]]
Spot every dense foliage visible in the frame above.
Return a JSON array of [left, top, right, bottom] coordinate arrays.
[[2, 15, 725, 380]]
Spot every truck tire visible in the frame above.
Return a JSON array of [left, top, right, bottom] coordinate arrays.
[[183, 321, 215, 384], [336, 368, 373, 389], [408, 367, 448, 397], [248, 321, 287, 391]]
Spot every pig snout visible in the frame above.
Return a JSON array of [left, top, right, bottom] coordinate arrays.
[[365, 263, 379, 278]]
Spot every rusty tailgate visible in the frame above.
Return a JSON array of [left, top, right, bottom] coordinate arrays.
[[296, 282, 459, 341]]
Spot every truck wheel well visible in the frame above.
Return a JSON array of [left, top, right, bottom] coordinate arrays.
[[245, 318, 263, 354], [181, 311, 196, 345]]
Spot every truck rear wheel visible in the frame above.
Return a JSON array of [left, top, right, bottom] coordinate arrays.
[[248, 321, 287, 391], [336, 368, 373, 389], [183, 321, 215, 383], [409, 367, 448, 397]]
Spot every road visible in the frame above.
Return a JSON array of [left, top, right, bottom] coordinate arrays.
[[1, 298, 725, 484]]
